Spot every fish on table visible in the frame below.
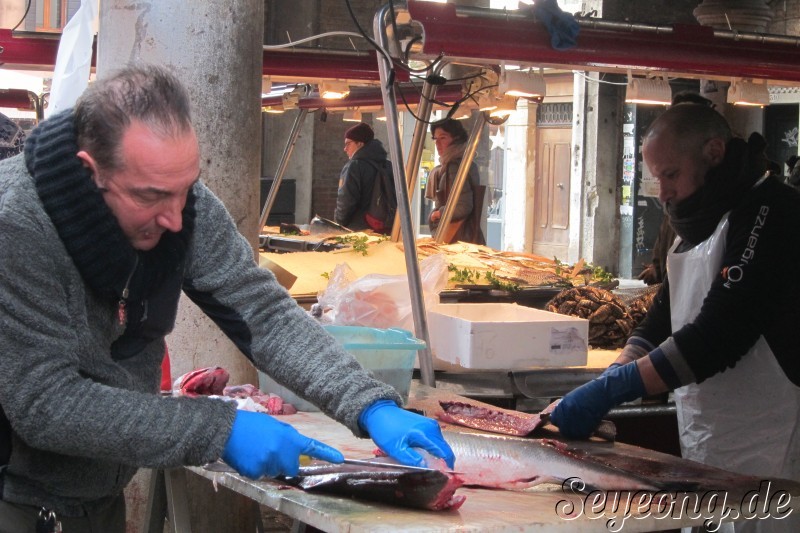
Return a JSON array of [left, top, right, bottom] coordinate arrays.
[[204, 458, 466, 511], [285, 461, 466, 511], [425, 432, 686, 492]]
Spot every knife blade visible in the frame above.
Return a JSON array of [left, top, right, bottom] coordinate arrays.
[[202, 459, 460, 477], [341, 458, 460, 475]]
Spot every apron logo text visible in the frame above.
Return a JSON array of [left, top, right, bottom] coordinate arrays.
[[722, 205, 769, 288]]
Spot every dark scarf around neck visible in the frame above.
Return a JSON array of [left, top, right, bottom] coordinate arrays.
[[668, 135, 766, 246], [24, 110, 196, 357]]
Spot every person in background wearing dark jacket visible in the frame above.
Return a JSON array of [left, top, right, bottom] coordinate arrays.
[[334, 122, 394, 234], [551, 103, 800, 532], [425, 119, 485, 244]]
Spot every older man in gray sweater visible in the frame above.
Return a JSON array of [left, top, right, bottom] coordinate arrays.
[[0, 65, 454, 532]]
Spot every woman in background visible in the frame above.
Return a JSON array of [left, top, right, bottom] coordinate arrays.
[[425, 119, 485, 244]]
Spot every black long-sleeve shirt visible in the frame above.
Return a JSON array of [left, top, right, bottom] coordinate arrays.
[[628, 176, 800, 388]]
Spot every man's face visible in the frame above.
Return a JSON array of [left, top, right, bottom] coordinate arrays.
[[643, 133, 715, 208], [432, 128, 454, 157], [344, 138, 363, 159], [79, 121, 201, 251]]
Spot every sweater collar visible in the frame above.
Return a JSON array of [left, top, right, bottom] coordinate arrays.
[[24, 110, 195, 303]]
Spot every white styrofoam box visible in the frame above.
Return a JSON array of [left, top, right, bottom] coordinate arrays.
[[427, 303, 588, 370]]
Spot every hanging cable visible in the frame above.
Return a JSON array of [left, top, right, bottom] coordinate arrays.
[[263, 31, 367, 49], [343, 0, 396, 88]]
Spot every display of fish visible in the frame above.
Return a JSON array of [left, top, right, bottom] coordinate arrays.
[[422, 432, 698, 492], [172, 366, 230, 396]]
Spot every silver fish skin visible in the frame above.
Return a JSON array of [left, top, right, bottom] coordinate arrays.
[[431, 432, 663, 492]]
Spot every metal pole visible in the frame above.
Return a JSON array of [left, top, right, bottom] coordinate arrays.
[[390, 68, 441, 242], [374, 4, 436, 388], [259, 108, 309, 232], [434, 112, 485, 243]]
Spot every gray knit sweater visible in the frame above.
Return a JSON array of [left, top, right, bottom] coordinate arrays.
[[0, 139, 400, 514]]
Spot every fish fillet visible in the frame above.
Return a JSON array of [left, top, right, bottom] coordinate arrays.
[[437, 400, 542, 436]]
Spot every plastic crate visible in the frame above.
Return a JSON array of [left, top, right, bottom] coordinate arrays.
[[259, 326, 425, 411]]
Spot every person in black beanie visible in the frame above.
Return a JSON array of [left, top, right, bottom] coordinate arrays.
[[551, 103, 800, 532], [0, 66, 453, 532], [334, 122, 395, 233]]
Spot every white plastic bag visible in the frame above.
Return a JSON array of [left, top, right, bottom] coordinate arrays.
[[315, 254, 449, 330], [48, 0, 98, 118]]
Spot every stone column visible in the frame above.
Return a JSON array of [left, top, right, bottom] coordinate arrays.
[[98, 2, 264, 531]]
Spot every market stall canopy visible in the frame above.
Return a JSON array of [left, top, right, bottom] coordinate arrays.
[[403, 1, 800, 84]]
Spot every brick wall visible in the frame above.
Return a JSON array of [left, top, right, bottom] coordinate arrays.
[[311, 0, 386, 219]]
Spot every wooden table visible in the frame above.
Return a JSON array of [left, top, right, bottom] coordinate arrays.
[[164, 383, 799, 532]]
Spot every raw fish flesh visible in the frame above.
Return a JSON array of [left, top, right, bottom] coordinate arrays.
[[437, 400, 542, 436], [223, 384, 297, 415], [172, 367, 229, 396], [438, 399, 616, 441]]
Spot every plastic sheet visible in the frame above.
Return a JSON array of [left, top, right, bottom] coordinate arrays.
[[314, 254, 449, 330]]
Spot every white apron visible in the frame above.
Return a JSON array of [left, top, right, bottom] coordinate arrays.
[[669, 214, 800, 533]]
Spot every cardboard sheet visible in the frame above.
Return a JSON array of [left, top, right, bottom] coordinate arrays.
[[260, 240, 409, 297]]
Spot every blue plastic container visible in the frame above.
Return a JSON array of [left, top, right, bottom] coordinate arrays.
[[323, 326, 425, 403], [258, 326, 425, 411]]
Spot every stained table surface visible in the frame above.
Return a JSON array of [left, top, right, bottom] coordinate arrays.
[[182, 383, 798, 532]]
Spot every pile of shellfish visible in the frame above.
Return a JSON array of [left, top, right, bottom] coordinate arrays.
[[545, 286, 637, 349]]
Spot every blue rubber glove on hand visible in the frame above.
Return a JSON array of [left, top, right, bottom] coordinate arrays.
[[550, 362, 646, 440], [600, 362, 621, 378], [222, 410, 344, 479], [359, 400, 456, 469]]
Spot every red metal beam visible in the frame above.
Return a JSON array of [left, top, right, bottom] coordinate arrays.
[[262, 83, 463, 109], [0, 30, 403, 84], [0, 29, 59, 68], [263, 49, 409, 82], [0, 88, 36, 110], [408, 2, 800, 83]]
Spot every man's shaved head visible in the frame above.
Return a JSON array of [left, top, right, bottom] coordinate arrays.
[[644, 103, 732, 157]]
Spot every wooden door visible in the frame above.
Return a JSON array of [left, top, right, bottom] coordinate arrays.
[[533, 127, 572, 260]]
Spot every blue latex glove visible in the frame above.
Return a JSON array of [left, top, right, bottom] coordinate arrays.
[[550, 362, 646, 439], [600, 362, 621, 378], [359, 400, 456, 469], [532, 0, 580, 50], [222, 410, 344, 479]]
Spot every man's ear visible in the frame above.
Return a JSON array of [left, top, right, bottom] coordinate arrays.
[[76, 150, 104, 188], [703, 138, 726, 166]]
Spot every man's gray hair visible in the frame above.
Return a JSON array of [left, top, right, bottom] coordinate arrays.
[[74, 64, 193, 171]]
